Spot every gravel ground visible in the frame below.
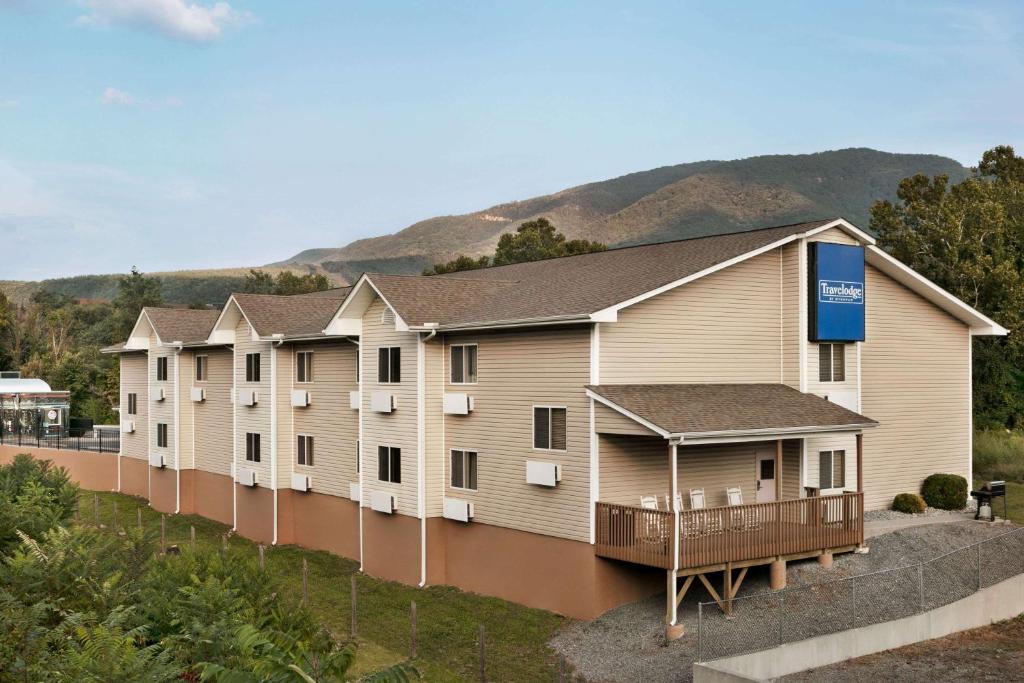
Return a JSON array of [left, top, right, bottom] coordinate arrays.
[[864, 504, 975, 522], [783, 615, 1024, 682], [550, 520, 1016, 683]]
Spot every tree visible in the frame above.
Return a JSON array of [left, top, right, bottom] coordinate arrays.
[[112, 267, 163, 342], [871, 145, 1024, 428], [243, 270, 331, 295], [424, 218, 607, 275]]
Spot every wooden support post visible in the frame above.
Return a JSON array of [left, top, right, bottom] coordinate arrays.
[[112, 501, 118, 531], [697, 573, 725, 611], [478, 624, 486, 683], [770, 559, 787, 590], [93, 494, 100, 526], [856, 433, 863, 493], [160, 514, 166, 553], [410, 601, 418, 659], [137, 507, 142, 530], [723, 563, 733, 616], [350, 575, 358, 638], [258, 544, 265, 569], [675, 575, 696, 608], [301, 558, 309, 606], [190, 526, 196, 550], [775, 439, 783, 501]]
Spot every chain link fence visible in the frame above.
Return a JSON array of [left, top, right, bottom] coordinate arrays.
[[698, 527, 1024, 662]]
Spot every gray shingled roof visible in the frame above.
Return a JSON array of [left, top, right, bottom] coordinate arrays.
[[233, 288, 351, 338], [588, 383, 877, 436], [365, 219, 834, 328], [144, 308, 221, 344]]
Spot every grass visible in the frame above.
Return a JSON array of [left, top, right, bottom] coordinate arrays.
[[77, 490, 570, 682], [974, 430, 1024, 484]]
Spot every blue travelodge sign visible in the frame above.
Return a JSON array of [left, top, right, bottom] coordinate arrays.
[[809, 242, 865, 342]]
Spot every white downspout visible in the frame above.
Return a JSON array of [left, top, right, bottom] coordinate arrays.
[[232, 344, 238, 531], [356, 337, 364, 572], [270, 335, 284, 545], [417, 325, 437, 587], [147, 349, 153, 505], [171, 343, 183, 514]]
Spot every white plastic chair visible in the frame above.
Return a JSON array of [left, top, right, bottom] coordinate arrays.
[[639, 495, 660, 510], [726, 486, 743, 506], [664, 493, 684, 511], [689, 488, 706, 510]]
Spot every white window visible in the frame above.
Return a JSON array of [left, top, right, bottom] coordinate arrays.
[[195, 355, 208, 382], [377, 347, 401, 383], [157, 423, 168, 448], [819, 450, 846, 490], [450, 449, 478, 490], [296, 351, 314, 383], [818, 344, 846, 382], [450, 344, 478, 384], [297, 434, 314, 466], [245, 353, 261, 383], [246, 432, 261, 463], [533, 406, 567, 451], [127, 393, 137, 415], [156, 356, 168, 381], [378, 445, 401, 483]]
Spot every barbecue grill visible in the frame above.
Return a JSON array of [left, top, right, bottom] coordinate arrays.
[[970, 480, 1007, 521]]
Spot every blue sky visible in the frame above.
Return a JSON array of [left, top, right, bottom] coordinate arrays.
[[0, 1, 1021, 280]]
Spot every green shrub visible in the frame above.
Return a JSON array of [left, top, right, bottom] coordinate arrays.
[[0, 454, 79, 553], [921, 473, 968, 510], [892, 493, 927, 514], [973, 429, 1024, 483]]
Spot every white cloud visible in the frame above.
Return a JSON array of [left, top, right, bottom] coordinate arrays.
[[75, 0, 250, 43], [101, 86, 134, 106], [0, 99, 18, 109]]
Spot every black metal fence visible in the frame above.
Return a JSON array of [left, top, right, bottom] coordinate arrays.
[[0, 425, 120, 454]]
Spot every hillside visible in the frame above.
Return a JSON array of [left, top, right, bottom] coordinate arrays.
[[279, 148, 968, 275]]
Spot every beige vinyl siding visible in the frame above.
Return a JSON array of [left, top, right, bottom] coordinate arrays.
[[424, 338, 445, 517], [599, 436, 786, 509], [809, 226, 860, 245], [782, 439, 801, 499], [804, 432, 858, 492], [361, 296, 420, 517], [861, 265, 970, 510], [234, 318, 273, 486], [149, 336, 177, 467], [275, 346, 293, 489], [291, 341, 359, 498], [806, 341, 859, 398], [781, 242, 801, 388], [600, 248, 784, 384], [594, 403, 658, 436], [178, 352, 195, 469], [441, 326, 592, 542], [119, 353, 149, 460], [193, 348, 233, 476]]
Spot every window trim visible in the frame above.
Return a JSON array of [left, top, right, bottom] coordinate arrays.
[[156, 356, 168, 382], [818, 449, 846, 491], [532, 405, 568, 452], [377, 346, 401, 384], [377, 445, 401, 484], [245, 352, 261, 383], [296, 434, 314, 467], [449, 448, 479, 491], [449, 343, 479, 385], [818, 343, 846, 383], [296, 351, 314, 384], [195, 354, 208, 383]]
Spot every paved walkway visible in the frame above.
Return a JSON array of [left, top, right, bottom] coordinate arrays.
[[864, 511, 977, 539]]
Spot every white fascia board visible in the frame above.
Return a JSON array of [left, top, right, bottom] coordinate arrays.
[[675, 424, 877, 444], [206, 296, 247, 345], [803, 218, 877, 245], [865, 245, 1008, 336], [125, 310, 158, 350], [323, 275, 407, 335], [585, 389, 671, 438]]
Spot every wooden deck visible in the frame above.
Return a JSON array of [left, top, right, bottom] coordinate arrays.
[[594, 493, 864, 570]]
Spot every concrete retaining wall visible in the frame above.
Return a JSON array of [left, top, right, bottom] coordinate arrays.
[[694, 572, 1024, 682]]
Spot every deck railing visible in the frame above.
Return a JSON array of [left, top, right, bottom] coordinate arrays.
[[595, 492, 864, 570]]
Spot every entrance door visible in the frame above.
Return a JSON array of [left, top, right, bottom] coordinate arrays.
[[755, 450, 777, 503]]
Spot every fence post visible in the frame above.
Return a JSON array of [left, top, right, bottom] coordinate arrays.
[[977, 543, 982, 590], [478, 624, 486, 683], [258, 544, 265, 569], [221, 533, 228, 553], [137, 507, 143, 530], [190, 526, 196, 550], [777, 593, 785, 647], [93, 494, 100, 526], [851, 576, 857, 630], [918, 564, 925, 611], [350, 575, 358, 639], [301, 558, 309, 606], [697, 602, 703, 662], [410, 600, 417, 659], [112, 501, 118, 531], [160, 514, 166, 553]]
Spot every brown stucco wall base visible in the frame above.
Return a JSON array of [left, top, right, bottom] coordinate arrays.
[[234, 484, 275, 545], [193, 470, 234, 526], [0, 445, 117, 491], [119, 456, 149, 499], [437, 519, 663, 619], [282, 490, 360, 560], [361, 509, 423, 585], [148, 466, 178, 513]]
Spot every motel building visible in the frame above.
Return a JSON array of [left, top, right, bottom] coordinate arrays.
[[102, 218, 1006, 634]]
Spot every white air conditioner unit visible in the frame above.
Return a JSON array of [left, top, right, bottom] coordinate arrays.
[[152, 388, 165, 402], [190, 387, 205, 402], [370, 490, 397, 514], [291, 390, 310, 407], [349, 391, 361, 410], [148, 451, 165, 468], [443, 392, 475, 415], [235, 467, 257, 487], [443, 496, 474, 522], [370, 391, 396, 413], [237, 389, 258, 406], [121, 420, 135, 434], [291, 473, 311, 491], [349, 482, 361, 502], [526, 460, 562, 487]]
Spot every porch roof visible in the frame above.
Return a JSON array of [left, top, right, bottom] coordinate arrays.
[[586, 383, 878, 440]]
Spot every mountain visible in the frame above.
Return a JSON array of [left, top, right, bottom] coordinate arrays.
[[277, 148, 968, 277]]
